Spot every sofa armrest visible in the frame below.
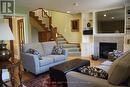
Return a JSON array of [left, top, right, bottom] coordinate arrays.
[[21, 53, 40, 75], [66, 71, 127, 87]]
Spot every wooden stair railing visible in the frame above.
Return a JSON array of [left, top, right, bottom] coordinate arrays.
[[30, 8, 57, 42]]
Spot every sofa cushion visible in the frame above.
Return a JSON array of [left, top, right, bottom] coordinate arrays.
[[23, 43, 45, 56], [51, 45, 64, 55], [47, 55, 66, 62], [41, 41, 56, 55], [108, 50, 130, 85], [39, 57, 54, 66]]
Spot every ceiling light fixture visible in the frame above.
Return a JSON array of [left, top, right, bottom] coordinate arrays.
[[66, 11, 70, 13], [104, 14, 107, 17], [73, 2, 78, 6], [111, 17, 114, 19]]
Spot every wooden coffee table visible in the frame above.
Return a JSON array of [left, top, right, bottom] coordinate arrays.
[[49, 59, 90, 87]]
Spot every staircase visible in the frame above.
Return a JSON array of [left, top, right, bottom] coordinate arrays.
[[30, 8, 57, 42], [30, 8, 81, 56], [57, 34, 81, 56]]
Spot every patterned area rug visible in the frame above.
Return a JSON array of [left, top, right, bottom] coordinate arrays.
[[23, 74, 62, 87]]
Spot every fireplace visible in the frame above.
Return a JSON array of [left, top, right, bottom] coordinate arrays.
[[99, 42, 117, 58]]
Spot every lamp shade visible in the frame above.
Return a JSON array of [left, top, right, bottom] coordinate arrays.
[[0, 23, 14, 40]]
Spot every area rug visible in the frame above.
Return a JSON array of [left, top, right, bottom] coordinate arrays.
[[23, 74, 63, 87]]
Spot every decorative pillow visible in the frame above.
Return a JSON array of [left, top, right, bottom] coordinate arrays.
[[26, 48, 42, 60], [108, 50, 124, 58], [51, 45, 64, 55], [78, 66, 108, 79]]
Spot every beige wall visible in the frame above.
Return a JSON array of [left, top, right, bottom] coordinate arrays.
[[50, 11, 82, 43], [31, 27, 39, 42]]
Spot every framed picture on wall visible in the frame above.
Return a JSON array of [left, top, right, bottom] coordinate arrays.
[[71, 19, 79, 32]]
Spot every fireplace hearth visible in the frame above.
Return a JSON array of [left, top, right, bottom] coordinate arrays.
[[99, 42, 117, 59]]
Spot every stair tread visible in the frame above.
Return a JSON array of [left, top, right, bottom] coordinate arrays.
[[61, 44, 79, 46], [61, 43, 79, 45], [64, 48, 80, 49], [69, 51, 80, 53]]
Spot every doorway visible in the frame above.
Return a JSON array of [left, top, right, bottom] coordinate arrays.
[[4, 16, 25, 59], [17, 19, 25, 56]]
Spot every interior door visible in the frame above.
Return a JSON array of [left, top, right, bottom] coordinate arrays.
[[17, 19, 25, 56]]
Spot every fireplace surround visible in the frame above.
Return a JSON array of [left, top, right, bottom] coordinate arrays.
[[94, 35, 124, 58]]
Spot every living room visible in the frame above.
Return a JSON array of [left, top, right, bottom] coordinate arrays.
[[0, 0, 130, 87]]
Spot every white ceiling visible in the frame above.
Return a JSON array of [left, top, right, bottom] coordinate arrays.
[[15, 0, 126, 14]]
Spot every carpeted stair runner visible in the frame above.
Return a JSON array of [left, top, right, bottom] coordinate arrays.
[[57, 34, 81, 56]]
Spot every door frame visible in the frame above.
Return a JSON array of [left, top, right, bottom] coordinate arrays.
[[17, 18, 25, 56]]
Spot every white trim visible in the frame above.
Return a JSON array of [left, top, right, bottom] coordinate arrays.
[[94, 33, 125, 37]]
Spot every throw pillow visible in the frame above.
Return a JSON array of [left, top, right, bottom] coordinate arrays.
[[26, 48, 42, 60], [78, 66, 108, 79], [51, 45, 64, 55], [108, 50, 124, 58]]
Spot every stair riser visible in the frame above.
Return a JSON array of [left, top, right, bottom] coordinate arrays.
[[68, 52, 81, 56], [57, 38, 65, 41], [58, 41, 67, 44], [62, 46, 79, 48], [62, 46, 78, 48], [67, 49, 80, 52], [57, 35, 63, 38], [62, 44, 79, 48]]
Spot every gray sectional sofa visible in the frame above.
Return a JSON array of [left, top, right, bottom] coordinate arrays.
[[21, 41, 68, 75], [66, 50, 130, 87]]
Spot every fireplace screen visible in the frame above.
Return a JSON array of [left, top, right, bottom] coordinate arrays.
[[99, 42, 117, 58]]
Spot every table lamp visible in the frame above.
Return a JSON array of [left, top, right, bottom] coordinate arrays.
[[0, 23, 14, 61]]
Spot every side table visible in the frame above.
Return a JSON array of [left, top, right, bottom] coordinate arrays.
[[0, 58, 22, 87]]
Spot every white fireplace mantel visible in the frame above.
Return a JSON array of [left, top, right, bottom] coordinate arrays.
[[93, 35, 124, 57]]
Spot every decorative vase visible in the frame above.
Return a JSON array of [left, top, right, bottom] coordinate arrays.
[[0, 44, 11, 61]]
